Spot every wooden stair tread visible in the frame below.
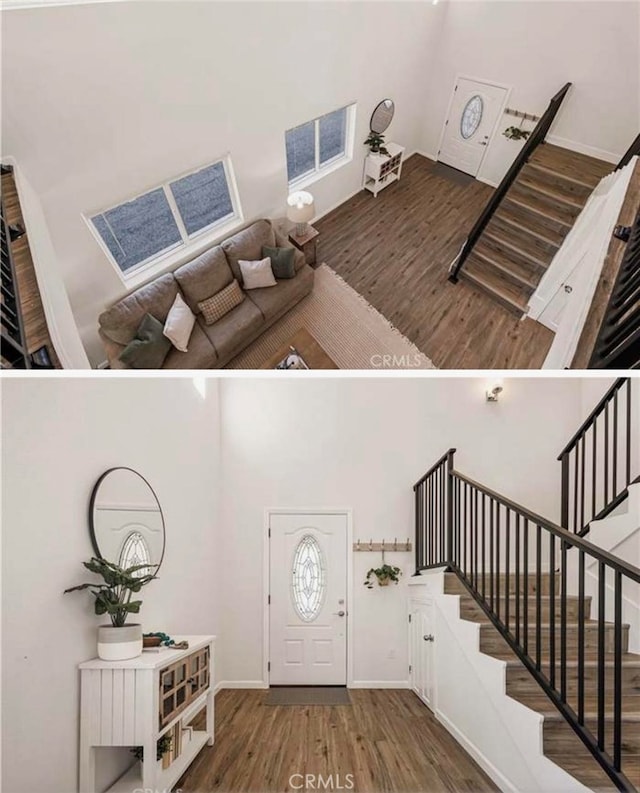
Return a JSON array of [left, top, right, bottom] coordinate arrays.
[[514, 693, 640, 719], [505, 192, 575, 228], [496, 202, 568, 248], [492, 210, 563, 250], [469, 243, 539, 292], [482, 228, 550, 270], [525, 160, 597, 192], [514, 175, 585, 212], [459, 257, 529, 316], [530, 143, 613, 187], [495, 652, 640, 666]]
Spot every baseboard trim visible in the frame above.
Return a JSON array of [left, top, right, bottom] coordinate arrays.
[[435, 709, 518, 793], [477, 175, 500, 189], [349, 680, 410, 689], [545, 135, 620, 165]]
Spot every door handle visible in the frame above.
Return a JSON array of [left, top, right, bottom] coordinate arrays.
[[333, 611, 346, 617], [479, 142, 488, 146], [423, 634, 434, 642]]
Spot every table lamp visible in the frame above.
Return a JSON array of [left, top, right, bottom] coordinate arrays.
[[287, 191, 315, 238]]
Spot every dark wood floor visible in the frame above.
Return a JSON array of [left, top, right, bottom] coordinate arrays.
[[1, 172, 61, 367], [178, 689, 498, 793], [316, 155, 554, 369]]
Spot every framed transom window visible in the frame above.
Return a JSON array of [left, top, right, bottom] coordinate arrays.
[[291, 534, 326, 622], [286, 104, 356, 188], [460, 95, 484, 140], [86, 156, 242, 283]]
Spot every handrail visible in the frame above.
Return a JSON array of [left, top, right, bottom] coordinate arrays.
[[557, 378, 628, 458], [448, 82, 572, 283], [414, 447, 640, 791], [616, 133, 640, 171]]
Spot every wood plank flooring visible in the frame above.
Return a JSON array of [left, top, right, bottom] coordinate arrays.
[[1, 172, 61, 367], [316, 155, 554, 369], [178, 689, 498, 793]]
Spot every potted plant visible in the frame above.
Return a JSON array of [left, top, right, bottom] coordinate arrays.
[[503, 126, 531, 141], [130, 733, 172, 764], [364, 564, 402, 588], [364, 131, 390, 157], [64, 557, 157, 660]]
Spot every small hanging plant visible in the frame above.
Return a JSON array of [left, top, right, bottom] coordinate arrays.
[[364, 131, 390, 157], [364, 564, 402, 589], [503, 126, 531, 141]]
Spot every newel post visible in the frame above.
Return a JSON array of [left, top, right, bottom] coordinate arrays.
[[446, 448, 456, 565]]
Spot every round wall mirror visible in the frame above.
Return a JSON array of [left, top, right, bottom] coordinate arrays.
[[89, 468, 165, 575], [370, 99, 395, 134]]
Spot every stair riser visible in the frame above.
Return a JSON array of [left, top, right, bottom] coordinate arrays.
[[459, 269, 526, 317], [481, 230, 552, 279], [500, 200, 569, 245], [474, 240, 541, 292], [490, 214, 560, 262], [510, 182, 580, 225], [544, 721, 640, 758], [522, 164, 593, 204], [480, 625, 630, 656], [506, 666, 640, 697], [460, 597, 590, 622], [445, 573, 559, 596]]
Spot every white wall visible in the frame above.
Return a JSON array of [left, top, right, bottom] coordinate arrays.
[[217, 376, 586, 687], [1, 0, 438, 365], [420, 1, 640, 186], [1, 376, 221, 793]]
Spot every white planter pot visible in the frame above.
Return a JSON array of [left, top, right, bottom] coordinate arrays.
[[97, 624, 143, 661]]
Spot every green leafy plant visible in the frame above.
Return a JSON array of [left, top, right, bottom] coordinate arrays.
[[64, 557, 157, 627], [364, 564, 402, 589], [503, 126, 531, 141], [364, 131, 390, 156], [131, 733, 172, 762]]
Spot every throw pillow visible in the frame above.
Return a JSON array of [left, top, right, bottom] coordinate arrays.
[[198, 279, 245, 325], [118, 313, 172, 369], [239, 257, 277, 289], [262, 245, 296, 279], [163, 292, 195, 352]]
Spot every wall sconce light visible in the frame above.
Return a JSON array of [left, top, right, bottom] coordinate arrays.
[[486, 382, 503, 402]]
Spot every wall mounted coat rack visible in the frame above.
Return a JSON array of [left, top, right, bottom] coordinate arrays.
[[504, 107, 540, 123], [353, 538, 412, 552]]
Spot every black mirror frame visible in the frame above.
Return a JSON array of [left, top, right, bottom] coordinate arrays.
[[88, 466, 166, 572], [369, 99, 395, 134]]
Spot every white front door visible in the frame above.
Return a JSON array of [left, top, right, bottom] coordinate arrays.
[[269, 512, 347, 685], [438, 77, 508, 177]]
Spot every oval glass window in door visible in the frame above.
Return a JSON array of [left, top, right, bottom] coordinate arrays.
[[291, 534, 326, 622], [460, 95, 484, 140], [119, 530, 152, 577]]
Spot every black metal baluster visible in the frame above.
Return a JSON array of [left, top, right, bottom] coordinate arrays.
[[605, 403, 610, 508], [580, 435, 585, 538], [549, 534, 556, 689], [415, 485, 420, 572], [463, 483, 467, 578], [440, 464, 445, 564], [496, 503, 501, 622], [613, 570, 622, 772], [578, 549, 585, 725], [490, 498, 495, 612], [482, 493, 486, 602], [505, 510, 511, 634], [428, 475, 432, 566], [536, 524, 542, 670], [613, 390, 618, 500], [515, 514, 521, 646], [474, 488, 479, 592], [592, 422, 597, 522], [523, 519, 529, 657], [625, 379, 631, 487], [574, 440, 580, 535], [598, 561, 606, 751], [560, 538, 567, 702]]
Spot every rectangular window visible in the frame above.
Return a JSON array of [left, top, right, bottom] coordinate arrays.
[[88, 156, 241, 281], [286, 104, 355, 187]]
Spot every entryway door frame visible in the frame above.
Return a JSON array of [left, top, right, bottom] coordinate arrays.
[[263, 507, 354, 688], [436, 74, 512, 180]]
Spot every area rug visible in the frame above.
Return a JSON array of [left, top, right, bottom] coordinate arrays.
[[432, 161, 476, 187], [227, 264, 435, 370], [265, 687, 351, 706]]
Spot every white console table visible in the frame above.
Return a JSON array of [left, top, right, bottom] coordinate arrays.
[[363, 142, 405, 197], [78, 635, 215, 793]]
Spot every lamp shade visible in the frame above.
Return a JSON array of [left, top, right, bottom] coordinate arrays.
[[286, 191, 315, 224]]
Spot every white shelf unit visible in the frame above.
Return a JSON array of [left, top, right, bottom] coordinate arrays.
[[363, 142, 405, 197], [78, 635, 215, 793]]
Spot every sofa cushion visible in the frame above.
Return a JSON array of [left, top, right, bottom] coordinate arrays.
[[163, 322, 218, 369], [163, 292, 196, 352], [239, 257, 277, 289], [263, 245, 296, 279], [174, 245, 233, 313], [98, 273, 179, 346], [274, 229, 306, 273], [222, 220, 276, 282], [198, 279, 244, 325], [118, 313, 172, 369], [246, 265, 314, 321], [198, 298, 263, 362]]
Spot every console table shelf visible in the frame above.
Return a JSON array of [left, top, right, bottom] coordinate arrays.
[[363, 143, 405, 197], [78, 635, 215, 793]]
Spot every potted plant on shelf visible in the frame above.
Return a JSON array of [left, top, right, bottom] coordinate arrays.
[[364, 564, 402, 589], [64, 557, 157, 660], [364, 131, 390, 157], [130, 733, 172, 764]]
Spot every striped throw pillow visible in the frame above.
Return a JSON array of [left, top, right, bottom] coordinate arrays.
[[198, 280, 245, 325]]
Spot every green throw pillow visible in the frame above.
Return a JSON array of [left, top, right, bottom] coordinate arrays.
[[263, 245, 295, 279], [118, 313, 172, 369]]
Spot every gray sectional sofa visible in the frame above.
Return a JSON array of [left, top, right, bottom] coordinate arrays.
[[98, 219, 314, 369]]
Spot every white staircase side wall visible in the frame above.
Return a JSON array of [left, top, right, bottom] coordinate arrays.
[[566, 483, 640, 652], [410, 572, 590, 793]]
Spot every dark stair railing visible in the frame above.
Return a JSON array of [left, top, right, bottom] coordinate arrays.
[[616, 133, 640, 171], [558, 378, 638, 536], [414, 448, 640, 791], [1, 186, 31, 369], [449, 82, 572, 283], [588, 209, 640, 369]]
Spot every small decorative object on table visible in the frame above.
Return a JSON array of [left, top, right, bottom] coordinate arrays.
[[364, 131, 390, 156], [364, 564, 402, 588], [276, 346, 309, 370], [64, 557, 157, 660], [144, 631, 189, 650]]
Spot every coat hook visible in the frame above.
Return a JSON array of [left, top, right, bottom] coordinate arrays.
[[394, 537, 397, 551], [369, 538, 373, 551], [357, 538, 361, 551]]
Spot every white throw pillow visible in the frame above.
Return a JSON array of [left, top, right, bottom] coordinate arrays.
[[163, 292, 196, 352], [239, 257, 277, 290]]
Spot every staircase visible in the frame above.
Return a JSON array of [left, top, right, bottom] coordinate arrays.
[[444, 572, 640, 790], [459, 144, 613, 316]]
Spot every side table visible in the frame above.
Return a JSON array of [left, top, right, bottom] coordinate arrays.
[[289, 225, 319, 267]]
